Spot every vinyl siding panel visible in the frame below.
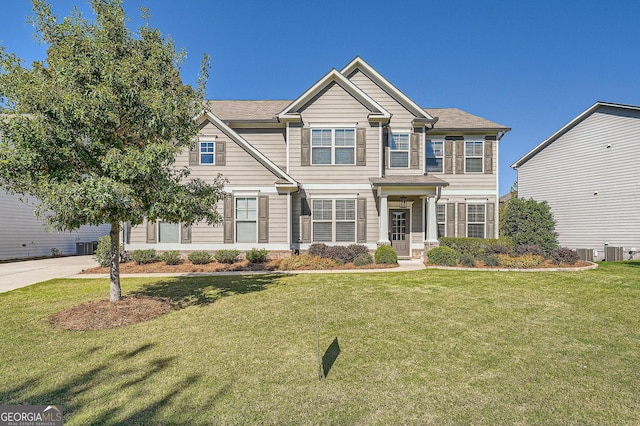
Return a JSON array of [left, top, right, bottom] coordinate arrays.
[[518, 107, 640, 252], [0, 192, 110, 259], [236, 128, 286, 171]]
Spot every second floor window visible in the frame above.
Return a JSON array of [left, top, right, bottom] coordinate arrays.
[[465, 141, 483, 173], [389, 133, 409, 168], [426, 140, 443, 172], [311, 128, 355, 165], [200, 141, 215, 164]]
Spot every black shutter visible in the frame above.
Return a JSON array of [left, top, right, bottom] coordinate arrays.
[[258, 195, 269, 244]]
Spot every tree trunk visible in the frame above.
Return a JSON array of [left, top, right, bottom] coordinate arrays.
[[109, 221, 122, 302]]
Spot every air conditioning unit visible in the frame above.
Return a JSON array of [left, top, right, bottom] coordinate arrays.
[[576, 249, 594, 262], [604, 246, 623, 262]]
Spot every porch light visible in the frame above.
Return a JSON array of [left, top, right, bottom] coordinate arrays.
[[400, 197, 407, 208]]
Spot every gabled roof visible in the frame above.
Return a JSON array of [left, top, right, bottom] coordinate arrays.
[[341, 56, 436, 124], [277, 68, 391, 122], [425, 108, 510, 132], [511, 101, 640, 169], [205, 100, 290, 122], [195, 110, 297, 187]]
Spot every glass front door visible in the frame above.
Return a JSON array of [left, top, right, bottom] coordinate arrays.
[[389, 209, 410, 257]]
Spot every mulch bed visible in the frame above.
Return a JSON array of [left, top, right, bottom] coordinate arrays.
[[49, 295, 173, 330]]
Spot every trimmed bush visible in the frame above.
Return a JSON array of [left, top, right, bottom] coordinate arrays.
[[426, 246, 457, 267], [324, 245, 355, 263], [278, 254, 337, 270], [160, 250, 183, 265], [215, 249, 240, 264], [501, 197, 558, 256], [188, 251, 213, 265], [130, 249, 159, 265], [440, 237, 514, 258], [459, 253, 476, 267], [308, 243, 328, 258], [551, 247, 580, 265], [374, 245, 398, 264], [348, 244, 370, 257], [353, 253, 374, 266], [482, 254, 500, 267], [516, 244, 544, 257], [246, 248, 269, 263], [483, 244, 512, 256], [496, 254, 544, 269], [94, 235, 128, 267]]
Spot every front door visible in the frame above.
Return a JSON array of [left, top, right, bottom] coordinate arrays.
[[389, 209, 410, 257]]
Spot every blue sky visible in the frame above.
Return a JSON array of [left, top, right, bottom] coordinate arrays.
[[2, 0, 640, 193]]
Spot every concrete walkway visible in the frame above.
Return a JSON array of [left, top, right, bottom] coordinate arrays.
[[0, 256, 425, 293], [0, 255, 99, 293]]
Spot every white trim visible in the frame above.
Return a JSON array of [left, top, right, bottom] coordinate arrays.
[[286, 122, 290, 173], [225, 186, 277, 194], [378, 122, 383, 178], [440, 189, 494, 196], [128, 243, 292, 251], [287, 192, 291, 248], [199, 138, 216, 165], [302, 183, 371, 190], [495, 137, 500, 239]]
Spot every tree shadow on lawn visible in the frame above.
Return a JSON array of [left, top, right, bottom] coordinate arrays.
[[129, 273, 286, 309], [0, 342, 233, 424]]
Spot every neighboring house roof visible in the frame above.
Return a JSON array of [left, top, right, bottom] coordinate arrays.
[[425, 108, 510, 132], [499, 192, 513, 204], [277, 68, 391, 122], [512, 101, 640, 168]]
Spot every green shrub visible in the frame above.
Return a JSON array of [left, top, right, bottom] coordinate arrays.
[[246, 248, 269, 263], [353, 253, 374, 266], [483, 243, 512, 256], [130, 249, 159, 265], [551, 247, 580, 265], [160, 250, 183, 265], [278, 254, 337, 270], [215, 249, 240, 264], [516, 244, 544, 257], [496, 254, 544, 269], [482, 254, 500, 267], [459, 253, 476, 267], [188, 251, 213, 265], [440, 237, 513, 258], [500, 197, 558, 256], [426, 246, 457, 267], [374, 245, 398, 264], [93, 235, 128, 267]]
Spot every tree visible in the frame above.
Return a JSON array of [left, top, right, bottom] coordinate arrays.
[[0, 0, 226, 301], [500, 197, 558, 256]]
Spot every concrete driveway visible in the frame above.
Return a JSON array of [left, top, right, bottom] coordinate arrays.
[[0, 255, 99, 293]]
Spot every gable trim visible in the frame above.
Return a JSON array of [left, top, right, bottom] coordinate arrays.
[[341, 56, 436, 123], [511, 101, 640, 169], [277, 69, 391, 123], [195, 110, 298, 187]]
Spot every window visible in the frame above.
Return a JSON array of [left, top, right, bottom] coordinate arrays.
[[389, 133, 409, 168], [311, 128, 355, 165], [465, 141, 483, 173], [467, 204, 485, 238], [235, 197, 257, 243], [158, 221, 179, 243], [426, 140, 443, 173], [312, 199, 356, 242], [436, 204, 446, 237], [200, 141, 215, 164]]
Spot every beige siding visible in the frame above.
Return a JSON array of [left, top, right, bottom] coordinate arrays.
[[518, 107, 640, 254], [0, 191, 110, 259], [236, 128, 286, 171]]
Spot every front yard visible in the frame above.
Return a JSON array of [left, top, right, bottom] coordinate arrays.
[[1, 263, 639, 424]]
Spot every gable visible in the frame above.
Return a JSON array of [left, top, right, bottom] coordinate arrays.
[[297, 81, 375, 123]]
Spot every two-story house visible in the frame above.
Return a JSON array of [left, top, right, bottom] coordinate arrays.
[[128, 57, 510, 258]]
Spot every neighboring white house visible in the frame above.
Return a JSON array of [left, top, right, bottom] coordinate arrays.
[[0, 191, 110, 260], [512, 101, 640, 260]]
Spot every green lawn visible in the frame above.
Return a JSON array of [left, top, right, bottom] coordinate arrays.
[[1, 262, 639, 425]]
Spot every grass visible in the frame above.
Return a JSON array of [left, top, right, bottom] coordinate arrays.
[[1, 262, 639, 424]]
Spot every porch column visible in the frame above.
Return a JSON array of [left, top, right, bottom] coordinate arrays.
[[426, 195, 439, 243], [378, 194, 390, 245]]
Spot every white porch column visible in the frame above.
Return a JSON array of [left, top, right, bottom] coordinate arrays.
[[378, 194, 390, 245], [426, 195, 439, 243]]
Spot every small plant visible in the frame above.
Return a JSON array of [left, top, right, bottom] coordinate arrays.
[[516, 244, 544, 257], [459, 253, 476, 267], [375, 245, 398, 264], [215, 249, 240, 264], [426, 246, 457, 267], [325, 245, 355, 263], [482, 254, 500, 267], [551, 247, 580, 265], [278, 254, 337, 270], [308, 243, 328, 258], [188, 251, 213, 265], [353, 253, 374, 266], [246, 248, 269, 263], [94, 235, 128, 267], [496, 254, 544, 269], [130, 249, 159, 265], [160, 250, 183, 265]]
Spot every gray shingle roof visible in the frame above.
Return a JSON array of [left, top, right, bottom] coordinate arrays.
[[203, 100, 509, 131]]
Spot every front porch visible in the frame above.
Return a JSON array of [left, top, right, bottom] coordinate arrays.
[[369, 175, 449, 259]]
